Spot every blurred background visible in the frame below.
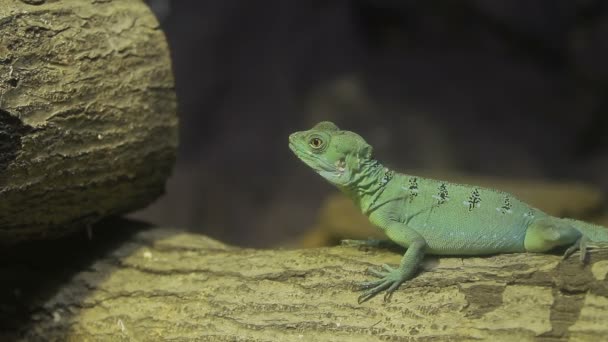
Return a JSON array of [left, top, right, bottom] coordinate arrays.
[[133, 0, 608, 248]]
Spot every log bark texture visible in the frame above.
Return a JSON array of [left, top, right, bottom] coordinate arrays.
[[0, 0, 177, 242], [2, 220, 607, 341]]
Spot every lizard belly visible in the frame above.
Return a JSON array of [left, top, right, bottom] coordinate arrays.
[[407, 209, 531, 255]]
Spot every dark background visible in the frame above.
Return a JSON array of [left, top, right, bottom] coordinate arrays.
[[133, 0, 608, 247]]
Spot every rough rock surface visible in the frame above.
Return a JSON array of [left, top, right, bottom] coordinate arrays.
[[0, 0, 177, 242]]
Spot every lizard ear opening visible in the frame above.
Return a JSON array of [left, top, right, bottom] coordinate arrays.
[[359, 142, 373, 159]]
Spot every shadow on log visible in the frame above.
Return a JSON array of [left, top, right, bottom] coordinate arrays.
[[0, 0, 177, 242], [1, 219, 607, 341]]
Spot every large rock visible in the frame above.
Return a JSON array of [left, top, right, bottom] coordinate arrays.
[[0, 0, 177, 242]]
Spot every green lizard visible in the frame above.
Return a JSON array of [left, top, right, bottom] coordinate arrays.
[[289, 121, 608, 303]]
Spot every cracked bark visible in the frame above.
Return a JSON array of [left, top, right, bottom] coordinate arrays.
[[1, 219, 607, 341], [0, 0, 177, 242]]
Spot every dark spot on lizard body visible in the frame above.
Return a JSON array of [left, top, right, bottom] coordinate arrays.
[[465, 189, 482, 211], [407, 177, 419, 202], [380, 169, 394, 186], [497, 196, 513, 214], [434, 183, 449, 205]]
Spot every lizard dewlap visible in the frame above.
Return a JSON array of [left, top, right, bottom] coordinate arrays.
[[289, 121, 608, 303]]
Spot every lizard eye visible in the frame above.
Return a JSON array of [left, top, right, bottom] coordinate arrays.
[[309, 137, 324, 149]]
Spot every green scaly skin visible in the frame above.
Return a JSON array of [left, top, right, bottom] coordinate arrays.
[[289, 121, 608, 303]]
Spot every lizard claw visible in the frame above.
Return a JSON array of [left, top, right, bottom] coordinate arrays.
[[563, 236, 590, 262], [358, 279, 393, 304], [357, 265, 408, 304], [365, 264, 396, 278], [383, 289, 395, 302], [359, 278, 386, 290], [382, 264, 396, 272]]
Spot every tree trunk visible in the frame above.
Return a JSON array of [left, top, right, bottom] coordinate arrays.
[[2, 220, 607, 341], [0, 0, 177, 242]]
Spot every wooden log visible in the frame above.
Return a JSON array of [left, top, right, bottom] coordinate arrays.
[[2, 219, 607, 341], [0, 0, 177, 242]]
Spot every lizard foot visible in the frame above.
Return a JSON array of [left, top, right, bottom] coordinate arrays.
[[562, 235, 590, 262], [357, 264, 408, 304]]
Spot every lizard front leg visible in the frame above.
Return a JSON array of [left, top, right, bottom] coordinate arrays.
[[358, 221, 426, 303]]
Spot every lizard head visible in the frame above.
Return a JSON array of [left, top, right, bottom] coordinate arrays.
[[289, 121, 373, 187]]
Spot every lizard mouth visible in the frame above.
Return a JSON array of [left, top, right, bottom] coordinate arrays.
[[290, 146, 337, 174], [288, 137, 343, 178], [288, 142, 297, 153]]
